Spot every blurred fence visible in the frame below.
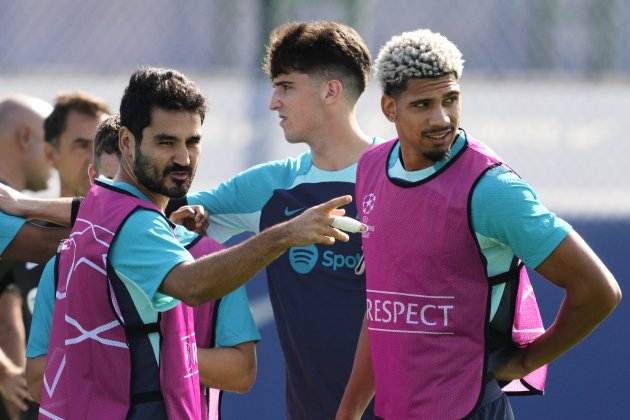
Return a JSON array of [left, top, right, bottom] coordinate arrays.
[[1, 0, 629, 217], [1, 1, 628, 419]]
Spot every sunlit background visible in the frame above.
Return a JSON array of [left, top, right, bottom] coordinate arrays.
[[2, 1, 628, 418]]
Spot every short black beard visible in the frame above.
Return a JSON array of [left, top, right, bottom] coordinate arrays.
[[133, 148, 192, 198], [423, 148, 451, 163]]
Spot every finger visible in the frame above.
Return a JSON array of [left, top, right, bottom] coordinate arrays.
[[17, 385, 33, 402], [173, 207, 192, 217], [199, 221, 209, 234], [316, 235, 336, 246], [6, 393, 27, 411], [169, 208, 191, 223], [330, 208, 346, 217], [317, 195, 352, 211], [321, 226, 350, 243]]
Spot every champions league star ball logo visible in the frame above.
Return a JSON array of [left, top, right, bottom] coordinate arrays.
[[362, 193, 376, 215]]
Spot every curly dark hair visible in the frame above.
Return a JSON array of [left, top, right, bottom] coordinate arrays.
[[263, 21, 371, 103], [44, 91, 110, 145], [119, 67, 206, 142]]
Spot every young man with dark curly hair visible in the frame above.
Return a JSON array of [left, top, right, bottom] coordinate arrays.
[[184, 20, 376, 419]]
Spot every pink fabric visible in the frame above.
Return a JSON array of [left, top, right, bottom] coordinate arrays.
[[503, 268, 547, 393], [188, 236, 224, 419], [355, 136, 547, 418], [40, 183, 202, 420]]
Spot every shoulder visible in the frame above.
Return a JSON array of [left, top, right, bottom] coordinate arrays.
[[119, 208, 174, 237], [188, 153, 312, 214], [473, 165, 538, 204], [472, 165, 572, 267], [112, 208, 184, 262], [234, 152, 311, 187], [0, 211, 26, 254]]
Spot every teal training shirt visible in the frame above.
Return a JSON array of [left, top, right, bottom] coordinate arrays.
[[388, 132, 572, 318], [26, 255, 259, 358], [27, 177, 259, 362], [186, 139, 381, 420], [0, 211, 26, 255]]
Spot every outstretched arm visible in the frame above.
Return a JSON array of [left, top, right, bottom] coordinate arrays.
[[161, 195, 354, 305], [0, 183, 72, 226], [495, 230, 621, 380]]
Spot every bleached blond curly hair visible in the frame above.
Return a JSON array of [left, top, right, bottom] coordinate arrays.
[[375, 29, 464, 96]]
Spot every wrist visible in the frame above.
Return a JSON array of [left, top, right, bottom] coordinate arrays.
[[518, 345, 541, 375], [336, 402, 361, 420], [264, 222, 293, 251], [20, 196, 45, 219]]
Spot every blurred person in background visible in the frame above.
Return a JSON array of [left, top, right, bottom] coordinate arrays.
[[44, 91, 110, 197], [0, 97, 70, 265], [0, 95, 54, 420], [0, 92, 108, 420], [26, 114, 261, 419], [174, 20, 377, 419], [337, 28, 621, 420]]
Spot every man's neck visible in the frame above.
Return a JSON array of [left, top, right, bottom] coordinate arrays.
[[59, 183, 77, 198], [308, 113, 371, 171], [0, 165, 25, 191]]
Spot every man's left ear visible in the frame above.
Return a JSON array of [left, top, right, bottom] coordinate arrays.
[[119, 126, 135, 160], [322, 80, 343, 104], [16, 126, 31, 152]]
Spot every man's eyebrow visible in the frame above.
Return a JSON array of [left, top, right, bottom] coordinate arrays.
[[154, 133, 178, 141]]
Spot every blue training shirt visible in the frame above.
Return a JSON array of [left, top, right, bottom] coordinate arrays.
[[187, 143, 378, 420], [0, 211, 26, 255], [27, 177, 259, 362]]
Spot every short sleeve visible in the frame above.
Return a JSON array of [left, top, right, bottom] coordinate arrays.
[[110, 209, 194, 312], [26, 256, 56, 358], [472, 166, 572, 268], [0, 211, 26, 255], [215, 286, 261, 347]]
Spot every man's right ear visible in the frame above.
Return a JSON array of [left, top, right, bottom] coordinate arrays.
[[381, 95, 397, 122], [44, 142, 56, 167]]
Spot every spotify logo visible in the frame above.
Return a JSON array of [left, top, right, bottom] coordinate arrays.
[[288, 245, 319, 274]]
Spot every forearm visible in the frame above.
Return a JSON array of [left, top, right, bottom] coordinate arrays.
[[337, 317, 374, 420], [164, 194, 352, 304], [197, 342, 256, 393], [508, 231, 621, 376], [521, 295, 613, 373], [162, 223, 290, 305], [0, 349, 19, 377], [0, 292, 26, 369], [25, 357, 45, 402], [19, 197, 72, 226]]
